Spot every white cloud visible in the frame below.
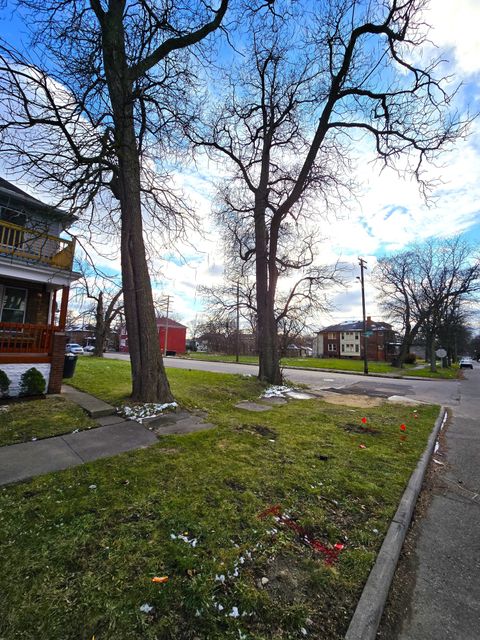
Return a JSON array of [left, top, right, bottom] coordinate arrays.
[[426, 0, 480, 76]]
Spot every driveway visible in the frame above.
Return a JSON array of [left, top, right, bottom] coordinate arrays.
[[105, 353, 461, 407]]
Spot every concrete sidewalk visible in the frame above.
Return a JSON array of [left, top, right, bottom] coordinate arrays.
[[0, 386, 215, 486], [383, 368, 480, 639], [0, 414, 158, 486]]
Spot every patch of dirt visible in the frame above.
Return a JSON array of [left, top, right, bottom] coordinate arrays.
[[343, 423, 382, 436], [320, 391, 384, 408], [262, 553, 311, 605], [157, 447, 180, 454], [224, 478, 246, 491], [315, 453, 332, 461], [237, 424, 278, 439]]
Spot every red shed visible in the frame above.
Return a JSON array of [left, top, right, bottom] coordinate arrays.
[[118, 317, 187, 355], [157, 317, 187, 355]]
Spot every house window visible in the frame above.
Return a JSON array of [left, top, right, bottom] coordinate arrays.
[[0, 286, 27, 323], [328, 343, 337, 352], [355, 344, 359, 353], [327, 332, 335, 339], [355, 334, 359, 340]]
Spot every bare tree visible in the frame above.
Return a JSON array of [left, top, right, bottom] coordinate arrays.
[[0, 0, 228, 402], [375, 238, 480, 369], [193, 0, 468, 384], [72, 259, 124, 357], [201, 263, 341, 357]]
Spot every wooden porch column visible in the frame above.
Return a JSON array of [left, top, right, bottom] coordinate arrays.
[[58, 286, 69, 330], [49, 289, 57, 327]]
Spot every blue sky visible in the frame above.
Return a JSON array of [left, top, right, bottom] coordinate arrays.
[[1, 1, 480, 333]]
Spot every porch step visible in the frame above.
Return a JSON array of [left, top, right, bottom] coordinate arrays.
[[61, 384, 115, 418]]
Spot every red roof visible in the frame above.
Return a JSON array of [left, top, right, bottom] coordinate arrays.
[[156, 317, 187, 329]]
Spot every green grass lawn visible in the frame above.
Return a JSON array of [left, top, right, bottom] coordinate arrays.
[[0, 358, 440, 639], [182, 352, 457, 379], [0, 396, 97, 447]]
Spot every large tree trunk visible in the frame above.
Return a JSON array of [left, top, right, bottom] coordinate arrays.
[[255, 200, 282, 384], [102, 9, 173, 403]]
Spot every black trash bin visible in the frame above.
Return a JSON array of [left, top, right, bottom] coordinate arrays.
[[63, 354, 78, 378]]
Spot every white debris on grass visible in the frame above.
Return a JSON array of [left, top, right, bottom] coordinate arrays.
[[229, 606, 240, 618], [262, 385, 293, 398], [89, 484, 97, 490], [139, 603, 154, 614], [170, 532, 198, 547], [119, 402, 178, 423]]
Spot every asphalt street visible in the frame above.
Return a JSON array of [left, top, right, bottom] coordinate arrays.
[[105, 353, 461, 407]]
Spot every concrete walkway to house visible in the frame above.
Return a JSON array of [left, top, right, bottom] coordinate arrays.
[[0, 385, 213, 486]]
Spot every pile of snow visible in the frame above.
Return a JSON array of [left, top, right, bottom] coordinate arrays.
[[119, 402, 177, 423], [262, 385, 293, 398]]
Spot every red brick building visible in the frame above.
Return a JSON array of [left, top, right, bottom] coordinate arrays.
[[314, 317, 398, 362]]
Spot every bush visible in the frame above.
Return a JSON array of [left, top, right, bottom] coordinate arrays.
[[404, 353, 417, 364], [19, 367, 46, 396], [0, 369, 11, 397]]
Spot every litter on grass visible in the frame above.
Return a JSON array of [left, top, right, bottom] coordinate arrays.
[[151, 576, 169, 584], [139, 603, 154, 614], [170, 532, 198, 547]]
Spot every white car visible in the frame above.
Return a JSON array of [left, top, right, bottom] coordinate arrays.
[[65, 343, 84, 355], [83, 345, 95, 353], [459, 357, 473, 369]]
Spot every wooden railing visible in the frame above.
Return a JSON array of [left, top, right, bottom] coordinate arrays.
[[0, 220, 75, 270], [0, 323, 56, 353]]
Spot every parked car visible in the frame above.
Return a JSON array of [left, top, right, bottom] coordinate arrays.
[[83, 345, 95, 353], [65, 343, 84, 355], [459, 357, 473, 369]]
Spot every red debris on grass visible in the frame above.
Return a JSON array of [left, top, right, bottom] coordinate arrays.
[[359, 444, 367, 449], [400, 424, 406, 431], [258, 505, 344, 565], [361, 417, 367, 424]]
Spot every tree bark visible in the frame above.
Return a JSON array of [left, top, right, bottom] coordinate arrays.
[[254, 199, 282, 384], [100, 4, 173, 403]]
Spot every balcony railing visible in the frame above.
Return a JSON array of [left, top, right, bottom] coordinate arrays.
[[0, 322, 56, 353], [0, 220, 75, 270]]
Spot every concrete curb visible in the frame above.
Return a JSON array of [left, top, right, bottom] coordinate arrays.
[[344, 406, 448, 640]]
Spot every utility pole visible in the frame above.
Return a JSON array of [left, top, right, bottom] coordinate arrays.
[[358, 257, 368, 375], [236, 281, 240, 364], [163, 295, 170, 357]]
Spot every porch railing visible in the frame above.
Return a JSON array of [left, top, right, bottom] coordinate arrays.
[[0, 220, 75, 270], [0, 322, 56, 353]]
